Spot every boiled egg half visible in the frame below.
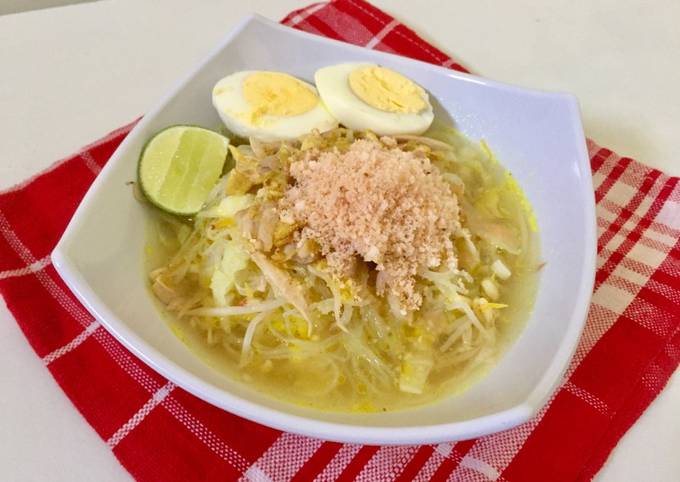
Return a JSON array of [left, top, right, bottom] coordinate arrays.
[[314, 63, 434, 135], [212, 71, 338, 141]]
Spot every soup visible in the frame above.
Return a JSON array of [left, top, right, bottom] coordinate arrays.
[[145, 122, 540, 413]]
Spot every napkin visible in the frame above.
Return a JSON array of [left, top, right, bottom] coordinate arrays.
[[1, 1, 679, 481]]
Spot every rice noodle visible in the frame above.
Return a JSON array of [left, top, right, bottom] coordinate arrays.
[[187, 299, 283, 317]]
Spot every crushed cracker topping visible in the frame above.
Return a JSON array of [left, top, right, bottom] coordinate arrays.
[[278, 137, 460, 310]]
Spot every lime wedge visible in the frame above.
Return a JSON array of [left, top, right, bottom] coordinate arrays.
[[139, 126, 229, 216]]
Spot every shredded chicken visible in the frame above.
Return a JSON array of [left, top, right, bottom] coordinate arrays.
[[249, 250, 312, 324], [278, 137, 460, 310]]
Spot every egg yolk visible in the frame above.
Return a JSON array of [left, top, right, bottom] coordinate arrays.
[[348, 66, 427, 114], [242, 72, 318, 124]]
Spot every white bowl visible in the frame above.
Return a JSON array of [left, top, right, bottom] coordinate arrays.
[[52, 14, 596, 445]]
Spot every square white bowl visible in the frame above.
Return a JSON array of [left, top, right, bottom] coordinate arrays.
[[52, 14, 596, 445]]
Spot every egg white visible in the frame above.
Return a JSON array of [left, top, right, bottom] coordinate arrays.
[[211, 71, 338, 142], [314, 63, 434, 136]]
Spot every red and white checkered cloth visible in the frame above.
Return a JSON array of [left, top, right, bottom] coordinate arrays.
[[1, 1, 679, 480]]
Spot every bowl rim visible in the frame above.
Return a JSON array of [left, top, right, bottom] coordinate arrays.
[[52, 13, 596, 445]]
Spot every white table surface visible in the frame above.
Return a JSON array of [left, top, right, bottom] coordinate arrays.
[[1, 1, 678, 481]]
